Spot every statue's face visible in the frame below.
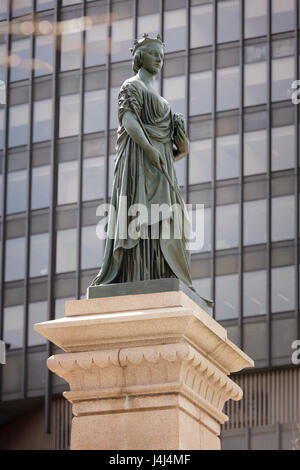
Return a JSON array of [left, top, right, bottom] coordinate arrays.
[[141, 42, 164, 76]]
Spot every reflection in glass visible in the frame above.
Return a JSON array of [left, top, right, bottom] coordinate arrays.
[[55, 297, 74, 319], [189, 139, 212, 185], [190, 71, 212, 115], [34, 34, 54, 77], [33, 99, 52, 142], [272, 265, 295, 313], [164, 76, 185, 115], [12, 0, 31, 17], [58, 160, 79, 205], [5, 237, 25, 281], [10, 38, 30, 82], [36, 0, 54, 11], [59, 94, 80, 138], [215, 273, 238, 320], [85, 23, 107, 67], [272, 195, 294, 242], [193, 278, 212, 315], [272, 56, 294, 102], [216, 134, 239, 180], [243, 270, 267, 316], [30, 233, 49, 277], [84, 90, 105, 134], [137, 14, 159, 38], [60, 32, 81, 71], [0, 0, 8, 20], [217, 66, 239, 111], [8, 103, 29, 147], [7, 170, 27, 214], [31, 165, 50, 210], [28, 301, 47, 346], [111, 17, 133, 63], [272, 125, 294, 171], [81, 225, 104, 270], [4, 305, 24, 349], [217, 0, 240, 43], [174, 158, 185, 188], [191, 3, 213, 48], [0, 44, 6, 80], [244, 61, 267, 106], [244, 129, 267, 175], [82, 157, 104, 201], [110, 86, 120, 129], [216, 204, 238, 249], [164, 9, 186, 53], [56, 228, 77, 273], [272, 0, 294, 34], [108, 154, 116, 197], [244, 199, 266, 245], [0, 108, 4, 150], [244, 0, 267, 38]]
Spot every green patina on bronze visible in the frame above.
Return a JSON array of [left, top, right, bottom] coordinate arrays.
[[89, 34, 213, 309]]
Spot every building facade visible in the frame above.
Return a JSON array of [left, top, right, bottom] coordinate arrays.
[[0, 0, 299, 450]]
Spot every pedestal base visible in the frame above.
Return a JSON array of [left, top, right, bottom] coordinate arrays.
[[35, 288, 253, 450]]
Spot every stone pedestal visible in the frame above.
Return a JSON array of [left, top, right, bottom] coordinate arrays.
[[34, 287, 253, 450]]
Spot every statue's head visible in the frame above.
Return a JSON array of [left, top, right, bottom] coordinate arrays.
[[131, 34, 165, 75]]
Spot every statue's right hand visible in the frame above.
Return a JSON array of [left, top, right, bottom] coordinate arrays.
[[145, 146, 163, 172]]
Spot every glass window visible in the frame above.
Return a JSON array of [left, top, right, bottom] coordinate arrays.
[[8, 103, 29, 147], [216, 134, 239, 180], [34, 34, 54, 77], [59, 94, 80, 138], [60, 31, 81, 71], [244, 0, 267, 38], [243, 270, 267, 317], [193, 278, 211, 305], [272, 125, 294, 171], [12, 0, 31, 17], [0, 43, 6, 81], [108, 154, 116, 197], [164, 8, 186, 53], [84, 89, 105, 134], [191, 3, 213, 49], [55, 297, 74, 319], [81, 225, 104, 270], [190, 71, 212, 116], [272, 195, 294, 242], [4, 305, 24, 350], [31, 165, 50, 210], [199, 207, 212, 253], [216, 203, 238, 250], [57, 160, 79, 205], [0, 0, 8, 20], [217, 66, 239, 111], [7, 170, 27, 214], [272, 56, 294, 102], [36, 0, 54, 11], [174, 158, 185, 188], [10, 38, 30, 82], [244, 61, 267, 106], [33, 99, 52, 143], [271, 265, 295, 313], [244, 129, 267, 176], [217, 0, 240, 44], [137, 14, 160, 38], [272, 0, 294, 34], [82, 156, 105, 201], [85, 23, 107, 67], [62, 0, 80, 5], [164, 76, 185, 115], [29, 233, 49, 277], [28, 301, 47, 346], [5, 237, 25, 281], [0, 108, 4, 150], [111, 17, 133, 63], [189, 139, 212, 185], [56, 228, 77, 273], [110, 86, 120, 129], [215, 273, 238, 320], [244, 199, 267, 246]]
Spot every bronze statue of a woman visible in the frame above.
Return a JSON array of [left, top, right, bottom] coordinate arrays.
[[90, 34, 206, 298]]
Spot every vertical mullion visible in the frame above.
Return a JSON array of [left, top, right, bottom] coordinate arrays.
[[185, 0, 190, 204], [22, 0, 36, 399], [211, 0, 217, 319], [266, 0, 272, 368], [133, 0, 138, 38], [294, 0, 299, 341], [75, 0, 85, 300], [0, 0, 11, 402], [45, 0, 60, 434], [104, 0, 112, 204], [238, 0, 244, 351]]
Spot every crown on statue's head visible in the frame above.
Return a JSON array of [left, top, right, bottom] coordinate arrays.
[[130, 33, 164, 55]]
